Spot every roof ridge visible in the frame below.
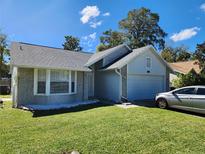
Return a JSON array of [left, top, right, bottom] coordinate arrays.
[[18, 42, 93, 55]]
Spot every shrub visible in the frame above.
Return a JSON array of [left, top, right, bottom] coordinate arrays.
[[172, 69, 204, 88]]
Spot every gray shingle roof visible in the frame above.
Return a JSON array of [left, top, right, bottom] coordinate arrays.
[[104, 45, 173, 71], [10, 42, 92, 71], [85, 44, 130, 67]]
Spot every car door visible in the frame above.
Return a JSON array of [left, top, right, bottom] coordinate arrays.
[[171, 87, 196, 108], [190, 88, 205, 110]]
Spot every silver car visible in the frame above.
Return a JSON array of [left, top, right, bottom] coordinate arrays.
[[155, 86, 205, 114]]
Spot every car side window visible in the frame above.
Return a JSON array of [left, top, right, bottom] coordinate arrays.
[[174, 88, 196, 95], [197, 88, 205, 95]]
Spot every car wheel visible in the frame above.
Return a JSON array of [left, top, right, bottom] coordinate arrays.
[[157, 98, 168, 109]]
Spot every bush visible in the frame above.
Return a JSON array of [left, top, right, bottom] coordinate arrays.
[[172, 69, 205, 88]]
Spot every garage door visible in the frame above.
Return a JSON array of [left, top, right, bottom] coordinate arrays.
[[127, 75, 164, 100]]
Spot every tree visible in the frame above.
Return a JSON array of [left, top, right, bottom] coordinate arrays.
[[62, 35, 82, 51], [119, 7, 167, 50], [175, 46, 191, 62], [160, 47, 176, 62], [97, 29, 124, 51], [0, 33, 10, 78], [194, 41, 205, 69], [161, 46, 191, 62]]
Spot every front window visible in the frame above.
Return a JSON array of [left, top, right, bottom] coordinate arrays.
[[50, 70, 69, 94], [37, 69, 46, 94], [71, 71, 76, 93], [34, 69, 77, 95]]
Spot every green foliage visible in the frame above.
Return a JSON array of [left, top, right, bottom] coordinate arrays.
[[193, 41, 205, 69], [160, 47, 176, 62], [161, 46, 191, 62], [172, 69, 205, 88], [96, 44, 109, 52], [97, 7, 167, 51], [0, 33, 10, 78], [62, 35, 82, 51], [97, 29, 124, 51], [119, 7, 167, 50]]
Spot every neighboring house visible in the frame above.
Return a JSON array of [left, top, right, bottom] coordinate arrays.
[[10, 42, 172, 108], [169, 60, 201, 85]]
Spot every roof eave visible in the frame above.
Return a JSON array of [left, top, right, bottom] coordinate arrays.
[[11, 64, 92, 72]]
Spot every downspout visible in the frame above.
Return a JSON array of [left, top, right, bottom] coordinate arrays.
[[115, 69, 128, 102]]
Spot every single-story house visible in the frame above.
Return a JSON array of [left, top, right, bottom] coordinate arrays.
[[169, 60, 201, 85], [10, 42, 172, 108]]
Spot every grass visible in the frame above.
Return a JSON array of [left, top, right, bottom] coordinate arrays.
[[0, 95, 11, 98], [1, 101, 205, 154]]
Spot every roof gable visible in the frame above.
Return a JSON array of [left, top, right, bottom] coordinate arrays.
[[10, 42, 92, 71], [104, 45, 173, 71], [85, 44, 131, 67]]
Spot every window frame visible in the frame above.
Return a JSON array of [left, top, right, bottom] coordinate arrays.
[[196, 88, 205, 95], [50, 70, 70, 95], [34, 69, 77, 96], [146, 57, 152, 70], [173, 87, 196, 95]]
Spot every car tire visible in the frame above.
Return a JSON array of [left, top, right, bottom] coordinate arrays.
[[157, 98, 168, 109]]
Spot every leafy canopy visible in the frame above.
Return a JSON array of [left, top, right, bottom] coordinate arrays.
[[97, 7, 167, 51], [119, 7, 167, 50], [97, 29, 124, 52], [194, 41, 205, 69], [0, 33, 10, 78], [161, 46, 191, 62], [62, 35, 82, 51]]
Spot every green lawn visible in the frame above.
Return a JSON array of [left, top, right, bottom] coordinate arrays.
[[0, 95, 11, 98], [1, 101, 205, 154]]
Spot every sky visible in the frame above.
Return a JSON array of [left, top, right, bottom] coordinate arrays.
[[0, 0, 205, 53]]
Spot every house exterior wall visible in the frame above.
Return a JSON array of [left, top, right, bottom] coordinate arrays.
[[127, 50, 169, 100], [102, 47, 130, 67], [127, 50, 167, 90], [16, 68, 87, 106], [94, 70, 120, 102], [128, 50, 166, 76]]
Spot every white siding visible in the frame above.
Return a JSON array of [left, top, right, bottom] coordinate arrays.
[[95, 70, 120, 102], [128, 50, 166, 76], [127, 49, 167, 100]]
